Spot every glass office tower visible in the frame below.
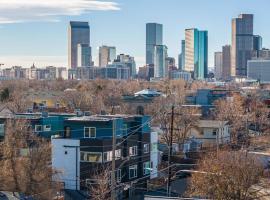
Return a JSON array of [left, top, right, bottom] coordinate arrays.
[[146, 23, 163, 65], [231, 14, 254, 77], [68, 21, 90, 68], [154, 45, 168, 78], [77, 44, 92, 67], [185, 28, 208, 79]]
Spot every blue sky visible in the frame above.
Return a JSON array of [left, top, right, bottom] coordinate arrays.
[[0, 0, 269, 69]]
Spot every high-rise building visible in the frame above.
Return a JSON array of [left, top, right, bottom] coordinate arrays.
[[185, 28, 208, 79], [166, 57, 176, 72], [180, 40, 185, 70], [77, 44, 92, 67], [98, 46, 116, 67], [222, 45, 231, 80], [253, 35, 262, 51], [178, 53, 182, 70], [68, 21, 90, 68], [214, 52, 223, 80], [112, 54, 136, 78], [146, 23, 163, 65], [231, 14, 254, 77], [154, 45, 167, 78]]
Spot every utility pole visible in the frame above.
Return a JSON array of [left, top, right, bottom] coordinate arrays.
[[167, 105, 174, 197], [111, 119, 116, 200]]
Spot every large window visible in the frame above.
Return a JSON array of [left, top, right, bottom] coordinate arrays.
[[80, 152, 102, 163], [129, 165, 137, 179], [143, 143, 150, 154], [84, 127, 96, 138], [103, 149, 122, 162], [129, 146, 138, 157], [35, 125, 42, 132], [103, 151, 112, 162], [143, 161, 151, 175]]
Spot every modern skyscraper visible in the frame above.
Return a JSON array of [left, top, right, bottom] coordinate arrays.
[[178, 40, 185, 70], [154, 45, 167, 78], [185, 28, 208, 79], [214, 52, 223, 80], [77, 44, 92, 67], [98, 46, 116, 67], [178, 53, 182, 70], [68, 21, 90, 68], [222, 45, 231, 80], [146, 23, 163, 65], [253, 35, 262, 51], [231, 14, 254, 77], [181, 40, 185, 70]]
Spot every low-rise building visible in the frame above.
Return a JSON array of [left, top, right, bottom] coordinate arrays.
[[187, 120, 230, 148], [169, 70, 192, 81], [247, 60, 270, 83]]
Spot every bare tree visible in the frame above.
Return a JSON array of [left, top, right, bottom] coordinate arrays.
[[214, 94, 246, 144], [0, 119, 61, 200], [87, 166, 111, 200], [246, 96, 270, 135], [174, 106, 200, 146], [188, 150, 269, 200]]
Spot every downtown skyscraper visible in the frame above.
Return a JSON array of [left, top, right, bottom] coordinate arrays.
[[98, 46, 116, 67], [146, 23, 163, 65], [68, 21, 91, 68], [154, 45, 168, 78], [231, 14, 254, 77], [185, 28, 208, 79]]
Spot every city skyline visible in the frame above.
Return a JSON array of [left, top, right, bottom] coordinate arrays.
[[0, 0, 270, 69]]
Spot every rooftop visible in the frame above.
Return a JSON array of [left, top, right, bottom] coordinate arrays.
[[197, 120, 228, 128], [134, 89, 162, 97]]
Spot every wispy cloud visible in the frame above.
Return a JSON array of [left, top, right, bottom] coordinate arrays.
[[0, 0, 120, 24]]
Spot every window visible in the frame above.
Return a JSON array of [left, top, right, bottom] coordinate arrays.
[[64, 127, 71, 138], [143, 161, 151, 175], [43, 125, 51, 131], [80, 152, 102, 162], [104, 149, 121, 162], [103, 151, 112, 162], [213, 129, 217, 136], [0, 124, 4, 137], [35, 125, 42, 132], [116, 169, 121, 183], [143, 144, 150, 154], [123, 124, 128, 135], [129, 146, 137, 157], [84, 127, 96, 138], [115, 149, 121, 159], [19, 148, 30, 157], [129, 165, 137, 179]]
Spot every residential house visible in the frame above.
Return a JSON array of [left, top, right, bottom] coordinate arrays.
[[187, 120, 230, 148]]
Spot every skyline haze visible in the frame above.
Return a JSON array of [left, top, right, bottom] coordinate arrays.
[[0, 0, 269, 70]]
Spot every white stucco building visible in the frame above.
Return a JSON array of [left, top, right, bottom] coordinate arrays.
[[188, 120, 230, 148]]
